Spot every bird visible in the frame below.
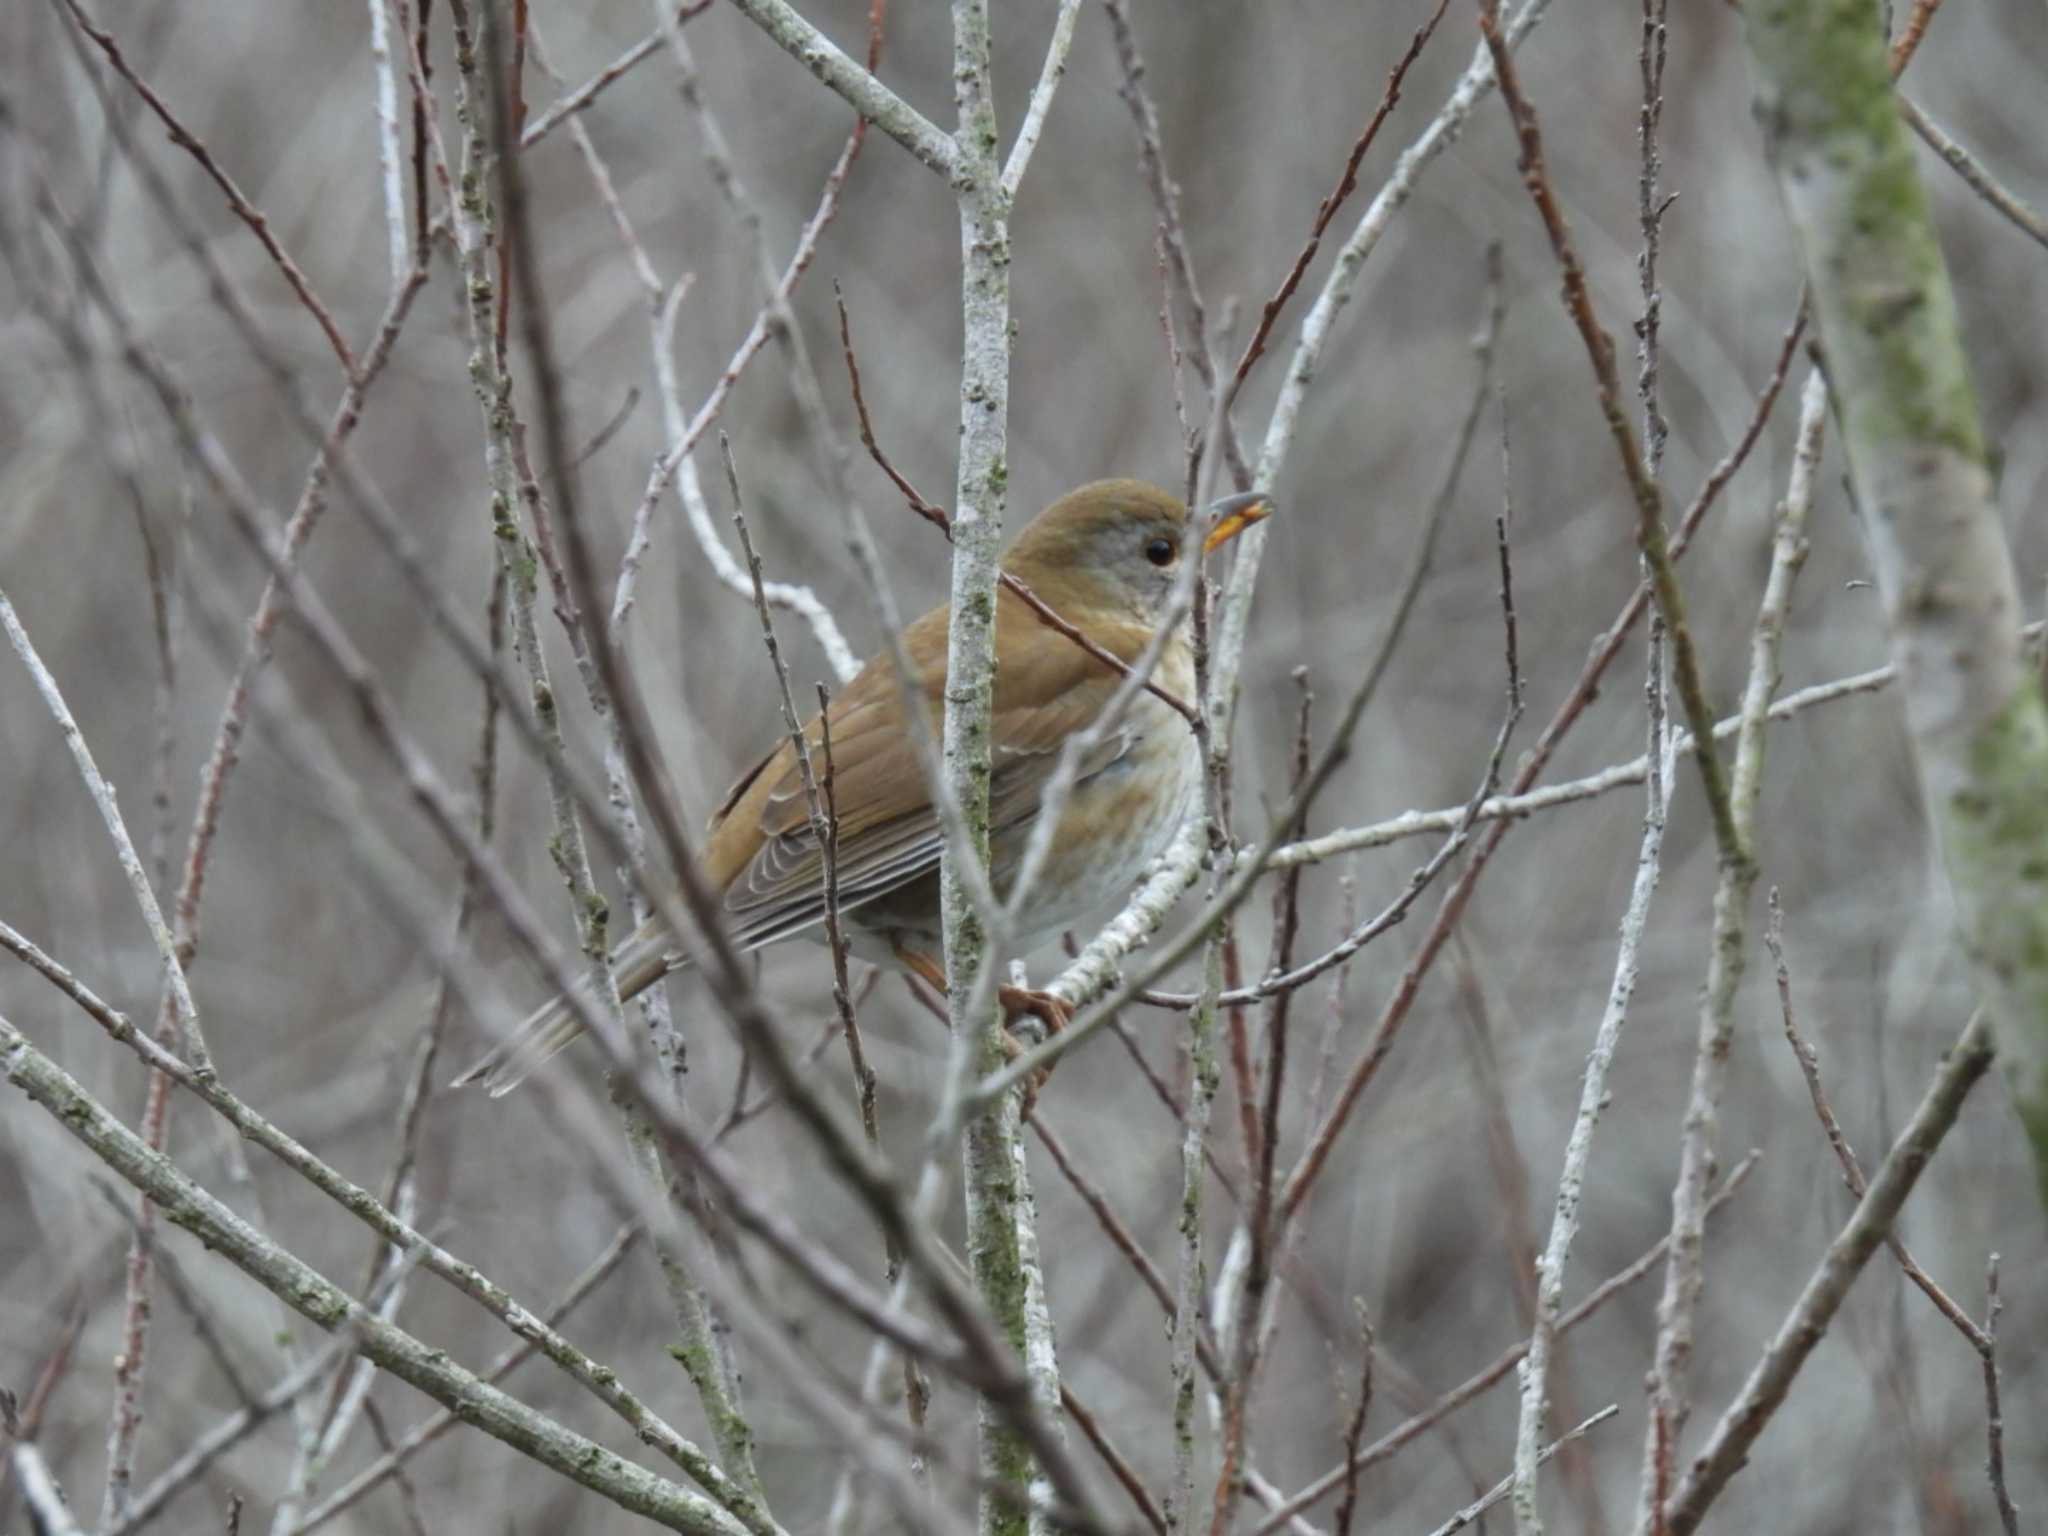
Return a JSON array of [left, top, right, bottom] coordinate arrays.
[[455, 478, 1270, 1095]]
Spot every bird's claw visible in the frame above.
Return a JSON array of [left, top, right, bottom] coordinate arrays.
[[997, 985, 1069, 1111]]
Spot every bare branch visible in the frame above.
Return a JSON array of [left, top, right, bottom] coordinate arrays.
[[1661, 1013, 1997, 1532], [716, 0, 955, 176]]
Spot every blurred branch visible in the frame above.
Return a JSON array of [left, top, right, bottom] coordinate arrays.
[[53, 0, 357, 374], [635, 0, 878, 678], [1213, 0, 1557, 735], [637, 165, 863, 680], [0, 1018, 755, 1536], [1477, 0, 1735, 855], [1661, 1012, 1997, 1532], [1224, 0, 1450, 407], [108, 1313, 369, 1535], [1101, 0, 1249, 487], [1743, 0, 2048, 1208], [366, 0, 409, 291], [717, 0, 955, 176], [1248, 1151, 1761, 1536], [476, 12, 786, 1520], [1898, 94, 2048, 252], [3, 1392, 84, 1536], [0, 587, 208, 1070], [4, 131, 432, 1514], [519, 2, 715, 147], [1765, 892, 1993, 1350], [1889, 0, 1946, 73], [1427, 1407, 1618, 1536], [1981, 1256, 2020, 1535], [1763, 893, 2020, 1533], [292, 1225, 643, 1536]]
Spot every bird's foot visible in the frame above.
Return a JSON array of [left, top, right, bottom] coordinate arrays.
[[997, 986, 1069, 1112], [998, 984, 1072, 1040], [893, 943, 1069, 1106]]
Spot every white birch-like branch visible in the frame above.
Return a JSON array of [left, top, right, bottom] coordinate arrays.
[[978, 0, 1566, 1061], [365, 0, 408, 291], [1000, 0, 1083, 199], [1509, 629, 1674, 1533], [1632, 369, 1822, 1528], [716, 0, 956, 176], [1210, 0, 1559, 735]]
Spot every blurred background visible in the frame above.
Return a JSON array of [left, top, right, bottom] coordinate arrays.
[[2, 0, 2046, 1530]]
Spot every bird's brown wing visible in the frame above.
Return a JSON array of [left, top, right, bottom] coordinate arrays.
[[706, 596, 1146, 949]]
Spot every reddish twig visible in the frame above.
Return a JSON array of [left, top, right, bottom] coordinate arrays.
[[1889, 0, 1945, 74], [1101, 0, 1251, 487], [493, 0, 530, 361], [56, 0, 358, 377], [517, 1, 717, 148], [1764, 893, 1993, 1351], [1331, 1306, 1375, 1536], [1059, 1384, 1170, 1536], [1226, 0, 1450, 405], [1248, 1154, 1762, 1536], [1029, 1111, 1177, 1320], [832, 287, 1204, 726], [1478, 0, 1737, 863], [409, 0, 433, 258], [1266, 399, 1527, 1225], [1662, 1016, 1996, 1534]]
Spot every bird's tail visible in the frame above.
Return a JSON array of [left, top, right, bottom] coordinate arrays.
[[451, 919, 682, 1097]]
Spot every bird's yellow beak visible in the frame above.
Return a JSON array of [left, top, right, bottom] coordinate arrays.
[[1203, 491, 1273, 554]]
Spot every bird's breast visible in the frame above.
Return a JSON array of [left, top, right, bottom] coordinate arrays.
[[995, 690, 1202, 949]]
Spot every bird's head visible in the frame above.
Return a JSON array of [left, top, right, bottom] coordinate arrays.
[[1002, 478, 1271, 626]]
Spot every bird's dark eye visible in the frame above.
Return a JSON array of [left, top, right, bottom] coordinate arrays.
[[1145, 536, 1176, 567]]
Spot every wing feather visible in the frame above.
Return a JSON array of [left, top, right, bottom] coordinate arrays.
[[703, 590, 1163, 949]]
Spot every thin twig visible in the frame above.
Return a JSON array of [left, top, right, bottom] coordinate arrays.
[[1426, 1407, 1620, 1536], [1661, 1013, 1997, 1533], [0, 1021, 751, 1536], [999, 0, 1084, 199], [1246, 1152, 1760, 1536], [1331, 1307, 1375, 1536], [833, 288, 1203, 726], [1765, 891, 1993, 1353], [1225, 0, 1451, 404], [1981, 1255, 2020, 1535], [1898, 94, 2048, 253], [0, 587, 208, 1067], [1102, 0, 1251, 486], [518, 2, 716, 147], [1889, 0, 1945, 72], [291, 1225, 642, 1535], [55, 0, 357, 374]]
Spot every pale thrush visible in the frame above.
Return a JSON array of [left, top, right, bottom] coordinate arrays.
[[458, 478, 1269, 1093]]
